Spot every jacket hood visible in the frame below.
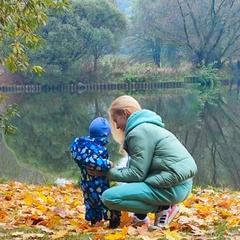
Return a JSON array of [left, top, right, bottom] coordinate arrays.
[[125, 109, 165, 136], [89, 117, 111, 139], [75, 135, 108, 149]]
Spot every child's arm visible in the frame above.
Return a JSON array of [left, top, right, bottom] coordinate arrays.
[[85, 153, 113, 172], [70, 138, 113, 172]]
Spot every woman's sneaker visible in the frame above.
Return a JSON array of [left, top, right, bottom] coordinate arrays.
[[149, 205, 179, 230], [133, 214, 150, 226]]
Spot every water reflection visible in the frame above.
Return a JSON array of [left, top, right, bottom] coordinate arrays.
[[1, 88, 240, 190]]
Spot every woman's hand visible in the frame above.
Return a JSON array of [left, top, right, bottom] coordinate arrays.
[[86, 167, 107, 177]]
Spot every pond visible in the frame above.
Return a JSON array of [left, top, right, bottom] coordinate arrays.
[[1, 85, 240, 190]]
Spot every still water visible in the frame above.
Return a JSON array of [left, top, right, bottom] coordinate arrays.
[[1, 86, 240, 190]]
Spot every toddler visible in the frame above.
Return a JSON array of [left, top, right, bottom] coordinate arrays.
[[70, 117, 121, 228]]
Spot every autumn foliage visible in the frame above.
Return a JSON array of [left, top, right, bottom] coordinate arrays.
[[0, 181, 239, 239]]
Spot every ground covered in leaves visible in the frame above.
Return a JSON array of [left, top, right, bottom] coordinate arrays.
[[0, 181, 239, 240]]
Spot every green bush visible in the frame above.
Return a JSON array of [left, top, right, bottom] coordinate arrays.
[[122, 73, 159, 83], [197, 61, 220, 89]]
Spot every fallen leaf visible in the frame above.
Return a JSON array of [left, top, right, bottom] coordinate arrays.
[[165, 229, 182, 240], [23, 233, 45, 239], [120, 211, 133, 227], [51, 230, 68, 239], [0, 182, 239, 240], [105, 231, 125, 240], [137, 224, 149, 235]]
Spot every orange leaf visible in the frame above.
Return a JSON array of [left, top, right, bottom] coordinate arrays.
[[4, 195, 12, 201], [0, 210, 8, 219], [216, 200, 232, 210], [93, 234, 106, 240], [120, 211, 132, 227]]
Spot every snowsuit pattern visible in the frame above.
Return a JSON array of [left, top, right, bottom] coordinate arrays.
[[70, 135, 120, 224]]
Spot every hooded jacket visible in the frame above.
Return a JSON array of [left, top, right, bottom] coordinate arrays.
[[107, 109, 198, 188], [70, 136, 112, 172]]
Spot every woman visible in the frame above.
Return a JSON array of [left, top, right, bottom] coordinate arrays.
[[88, 95, 197, 229]]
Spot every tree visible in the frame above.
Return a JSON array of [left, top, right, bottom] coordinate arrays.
[[28, 0, 127, 82], [129, 0, 163, 67], [0, 0, 69, 73], [0, 0, 69, 134], [28, 13, 86, 84], [76, 0, 127, 72], [130, 0, 240, 67]]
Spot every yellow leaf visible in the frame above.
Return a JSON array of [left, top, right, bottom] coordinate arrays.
[[122, 225, 128, 235], [165, 229, 182, 240], [32, 35, 39, 42], [24, 193, 34, 206], [51, 230, 68, 239], [226, 217, 240, 227], [105, 232, 124, 240]]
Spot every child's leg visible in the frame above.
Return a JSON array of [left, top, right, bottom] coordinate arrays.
[[84, 197, 102, 224], [109, 210, 121, 229], [83, 177, 112, 224], [84, 189, 107, 224]]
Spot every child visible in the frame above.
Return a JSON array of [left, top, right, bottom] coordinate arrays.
[[70, 117, 121, 228]]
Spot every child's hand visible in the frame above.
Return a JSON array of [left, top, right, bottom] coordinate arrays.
[[110, 161, 114, 168]]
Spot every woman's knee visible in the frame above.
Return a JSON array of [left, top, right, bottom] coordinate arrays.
[[102, 189, 114, 207], [102, 188, 121, 208]]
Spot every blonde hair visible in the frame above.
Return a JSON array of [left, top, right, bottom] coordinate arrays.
[[108, 95, 142, 155]]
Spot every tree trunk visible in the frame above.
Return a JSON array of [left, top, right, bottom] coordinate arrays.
[[93, 57, 98, 72]]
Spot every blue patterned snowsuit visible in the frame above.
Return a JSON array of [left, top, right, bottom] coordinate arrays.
[[70, 135, 120, 224]]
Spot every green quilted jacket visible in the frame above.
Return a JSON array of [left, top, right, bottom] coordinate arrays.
[[107, 109, 198, 188]]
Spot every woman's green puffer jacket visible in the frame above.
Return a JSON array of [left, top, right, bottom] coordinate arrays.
[[107, 109, 198, 189]]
